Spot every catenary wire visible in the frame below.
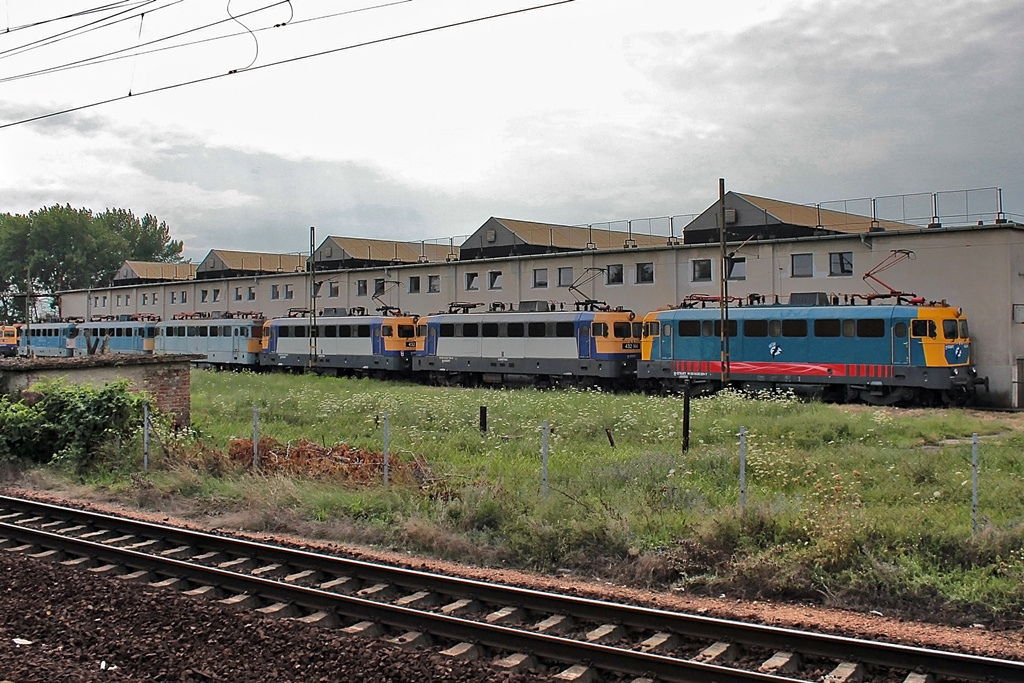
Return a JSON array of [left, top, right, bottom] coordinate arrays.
[[0, 0, 575, 130], [2, 0, 149, 35], [0, 0, 402, 85], [0, 0, 170, 59]]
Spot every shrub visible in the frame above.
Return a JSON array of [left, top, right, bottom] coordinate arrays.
[[0, 380, 148, 472]]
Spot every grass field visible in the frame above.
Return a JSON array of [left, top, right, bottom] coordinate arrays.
[[23, 369, 1024, 624]]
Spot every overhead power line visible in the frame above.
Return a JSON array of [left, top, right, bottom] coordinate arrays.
[[0, 0, 576, 130], [2, 0, 150, 35], [0, 1, 408, 85], [0, 0, 171, 60]]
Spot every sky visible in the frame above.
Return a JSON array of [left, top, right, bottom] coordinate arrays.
[[1, 0, 1022, 262]]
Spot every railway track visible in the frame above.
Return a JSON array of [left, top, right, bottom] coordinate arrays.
[[0, 494, 1019, 683]]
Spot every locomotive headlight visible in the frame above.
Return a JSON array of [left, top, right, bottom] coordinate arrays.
[[952, 368, 959, 375]]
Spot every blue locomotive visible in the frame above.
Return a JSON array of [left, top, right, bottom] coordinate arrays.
[[639, 296, 984, 404]]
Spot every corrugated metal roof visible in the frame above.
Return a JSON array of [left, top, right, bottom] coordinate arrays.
[[117, 261, 197, 281], [205, 250, 308, 272], [736, 194, 916, 233], [320, 236, 457, 263], [488, 218, 667, 249]]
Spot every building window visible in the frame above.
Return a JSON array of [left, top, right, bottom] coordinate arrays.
[[141, 294, 148, 305], [234, 287, 242, 301], [465, 272, 479, 291], [328, 282, 339, 298], [94, 296, 100, 307], [125, 295, 131, 306], [533, 268, 548, 288], [247, 286, 257, 301], [271, 284, 280, 300], [200, 289, 209, 303], [212, 288, 220, 302], [830, 251, 853, 276], [558, 267, 573, 287], [692, 259, 712, 282], [726, 257, 746, 280], [283, 284, 294, 300], [169, 292, 177, 305], [356, 280, 367, 296], [408, 276, 421, 294], [428, 275, 440, 293], [488, 270, 502, 290], [792, 253, 813, 278], [606, 264, 623, 285], [116, 295, 122, 307], [151, 293, 158, 305], [374, 278, 385, 295], [101, 295, 107, 307], [636, 262, 654, 284]]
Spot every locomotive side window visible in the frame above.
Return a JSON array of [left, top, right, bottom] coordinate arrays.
[[744, 319, 768, 337], [528, 322, 545, 337], [357, 325, 371, 337], [857, 319, 885, 337], [338, 325, 352, 338], [959, 320, 969, 338], [398, 325, 416, 338], [842, 319, 856, 337], [462, 323, 479, 337], [782, 320, 807, 337], [416, 324, 427, 336], [614, 322, 631, 338], [814, 319, 840, 337], [294, 326, 307, 337], [555, 322, 574, 337], [324, 325, 337, 338], [482, 323, 499, 337], [701, 320, 714, 336], [381, 325, 393, 337], [678, 320, 700, 336], [277, 326, 289, 338], [768, 320, 782, 337], [942, 320, 958, 340], [165, 327, 176, 337], [713, 320, 738, 337], [507, 322, 524, 337], [645, 321, 660, 337], [911, 319, 936, 338], [592, 322, 608, 337], [633, 322, 643, 338], [440, 324, 455, 337], [893, 322, 908, 337], [210, 326, 219, 337]]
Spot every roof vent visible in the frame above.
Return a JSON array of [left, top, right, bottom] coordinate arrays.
[[518, 300, 552, 312]]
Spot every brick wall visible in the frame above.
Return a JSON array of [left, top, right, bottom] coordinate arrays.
[[0, 355, 195, 427]]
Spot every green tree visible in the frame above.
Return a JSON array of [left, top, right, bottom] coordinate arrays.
[[0, 205, 183, 322], [95, 208, 183, 263]]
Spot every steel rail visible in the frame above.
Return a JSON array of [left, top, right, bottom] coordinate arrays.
[[3, 495, 1022, 681], [0, 520, 801, 683]]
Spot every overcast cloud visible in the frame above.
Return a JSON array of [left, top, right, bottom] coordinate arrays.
[[1, 0, 1021, 261]]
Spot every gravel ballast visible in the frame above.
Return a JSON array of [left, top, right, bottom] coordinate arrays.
[[0, 555, 547, 682]]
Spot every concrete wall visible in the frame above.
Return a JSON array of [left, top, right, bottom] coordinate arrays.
[[0, 355, 193, 427]]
